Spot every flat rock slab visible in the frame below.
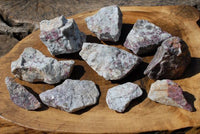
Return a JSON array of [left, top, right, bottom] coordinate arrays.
[[106, 82, 143, 112], [148, 79, 193, 111], [85, 5, 122, 42], [124, 19, 172, 55], [39, 79, 100, 113], [79, 43, 142, 80], [5, 77, 41, 110], [11, 47, 74, 84], [40, 16, 86, 55], [144, 37, 191, 79]]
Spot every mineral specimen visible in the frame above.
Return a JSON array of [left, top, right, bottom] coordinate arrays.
[[39, 79, 100, 113], [85, 5, 122, 42], [106, 82, 143, 112], [124, 19, 172, 55], [79, 43, 142, 80], [40, 15, 86, 55], [11, 47, 74, 84], [148, 79, 193, 111], [144, 37, 191, 79], [5, 77, 41, 110]]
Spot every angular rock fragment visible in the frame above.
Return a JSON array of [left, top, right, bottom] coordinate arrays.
[[144, 37, 191, 79], [148, 79, 193, 111], [40, 15, 86, 55], [85, 5, 122, 42], [124, 20, 172, 55], [39, 79, 100, 113], [106, 82, 143, 112], [5, 77, 41, 110], [11, 47, 74, 84], [79, 43, 142, 80]]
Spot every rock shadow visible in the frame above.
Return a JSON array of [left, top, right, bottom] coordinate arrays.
[[69, 65, 85, 80], [197, 18, 200, 27], [138, 48, 158, 57], [103, 23, 133, 45], [122, 88, 147, 113], [183, 91, 196, 112], [55, 51, 82, 60], [73, 84, 101, 115], [23, 86, 49, 111], [86, 35, 102, 44], [180, 57, 200, 79], [111, 62, 148, 84]]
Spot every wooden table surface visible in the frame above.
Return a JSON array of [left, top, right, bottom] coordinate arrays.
[[0, 1, 200, 134]]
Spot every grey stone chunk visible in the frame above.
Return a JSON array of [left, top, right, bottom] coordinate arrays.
[[5, 77, 41, 110], [40, 15, 86, 55], [79, 43, 142, 80], [85, 5, 122, 42], [11, 47, 74, 84], [124, 20, 172, 55], [148, 79, 193, 111], [39, 79, 100, 113], [106, 82, 143, 112], [144, 37, 191, 79]]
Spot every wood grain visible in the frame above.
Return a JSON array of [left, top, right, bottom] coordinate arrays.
[[0, 6, 200, 133]]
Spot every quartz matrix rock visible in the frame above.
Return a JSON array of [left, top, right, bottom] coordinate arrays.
[[148, 79, 192, 111], [39, 79, 100, 113], [79, 43, 142, 80], [5, 77, 41, 110], [106, 82, 143, 112], [144, 37, 191, 79], [124, 20, 172, 55], [11, 47, 74, 84], [40, 15, 86, 55], [85, 5, 122, 42]]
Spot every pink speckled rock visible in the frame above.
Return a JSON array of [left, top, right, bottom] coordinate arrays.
[[144, 37, 191, 79], [5, 77, 41, 110], [11, 47, 74, 84], [124, 20, 171, 55], [148, 79, 193, 111], [39, 79, 100, 113], [79, 43, 142, 80], [40, 15, 86, 56], [85, 5, 122, 42]]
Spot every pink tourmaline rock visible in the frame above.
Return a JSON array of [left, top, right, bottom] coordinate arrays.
[[5, 77, 41, 110], [39, 79, 100, 113], [11, 47, 74, 84], [79, 43, 142, 80], [106, 82, 143, 112], [144, 37, 191, 79], [148, 79, 193, 111], [124, 20, 171, 55], [40, 15, 86, 55], [85, 5, 122, 42]]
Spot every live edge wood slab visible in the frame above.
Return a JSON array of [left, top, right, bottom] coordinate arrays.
[[0, 6, 200, 133]]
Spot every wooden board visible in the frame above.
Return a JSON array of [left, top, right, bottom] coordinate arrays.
[[0, 6, 199, 133]]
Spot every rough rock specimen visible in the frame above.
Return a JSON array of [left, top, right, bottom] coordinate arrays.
[[39, 79, 100, 113], [148, 79, 193, 111], [106, 82, 143, 112], [5, 77, 41, 110], [11, 47, 74, 84], [79, 43, 142, 80], [124, 19, 172, 55], [144, 37, 191, 79], [85, 5, 122, 42], [40, 15, 86, 55]]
